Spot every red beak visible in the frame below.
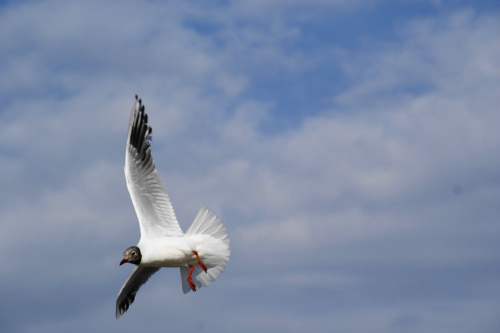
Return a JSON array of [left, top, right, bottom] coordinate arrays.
[[119, 258, 128, 266]]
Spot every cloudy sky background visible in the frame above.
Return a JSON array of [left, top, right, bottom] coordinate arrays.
[[0, 0, 499, 332]]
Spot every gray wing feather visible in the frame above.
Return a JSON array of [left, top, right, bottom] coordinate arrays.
[[116, 266, 161, 318]]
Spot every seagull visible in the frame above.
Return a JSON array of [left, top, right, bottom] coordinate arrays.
[[116, 95, 230, 319]]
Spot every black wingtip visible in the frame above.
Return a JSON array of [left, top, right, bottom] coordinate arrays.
[[129, 97, 152, 158], [135, 94, 142, 105]]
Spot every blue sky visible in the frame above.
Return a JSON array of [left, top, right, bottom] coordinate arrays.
[[0, 0, 499, 332]]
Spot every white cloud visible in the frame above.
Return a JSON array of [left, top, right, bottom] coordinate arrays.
[[0, 1, 499, 332]]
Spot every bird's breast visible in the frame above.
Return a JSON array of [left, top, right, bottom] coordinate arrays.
[[138, 237, 194, 267]]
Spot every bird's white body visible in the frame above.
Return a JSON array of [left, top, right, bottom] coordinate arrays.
[[137, 234, 227, 268], [116, 96, 230, 318], [137, 237, 193, 267]]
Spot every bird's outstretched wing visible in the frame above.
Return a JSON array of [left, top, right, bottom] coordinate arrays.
[[125, 96, 184, 238], [116, 266, 160, 318]]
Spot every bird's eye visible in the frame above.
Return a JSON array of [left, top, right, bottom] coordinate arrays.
[[131, 251, 136, 255]]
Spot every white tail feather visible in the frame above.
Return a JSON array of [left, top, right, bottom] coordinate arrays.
[[180, 207, 230, 293]]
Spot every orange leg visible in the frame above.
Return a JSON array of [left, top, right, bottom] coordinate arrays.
[[187, 265, 197, 292], [192, 250, 207, 272]]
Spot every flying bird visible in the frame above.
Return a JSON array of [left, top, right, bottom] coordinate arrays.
[[116, 95, 230, 318]]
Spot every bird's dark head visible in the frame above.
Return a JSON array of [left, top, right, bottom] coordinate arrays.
[[120, 246, 142, 266]]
